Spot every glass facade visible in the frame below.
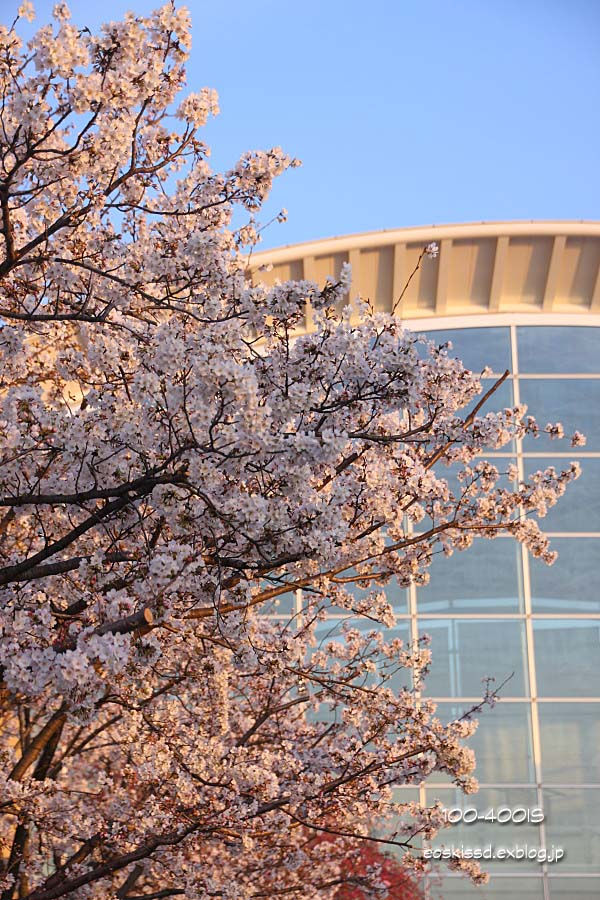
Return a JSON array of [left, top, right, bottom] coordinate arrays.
[[415, 325, 600, 899], [303, 324, 600, 899]]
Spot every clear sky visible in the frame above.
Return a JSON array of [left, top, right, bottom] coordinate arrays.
[[7, 0, 600, 248]]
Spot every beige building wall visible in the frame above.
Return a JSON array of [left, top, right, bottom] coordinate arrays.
[[251, 221, 600, 327]]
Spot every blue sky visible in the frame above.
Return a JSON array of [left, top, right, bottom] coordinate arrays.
[[8, 0, 600, 248]]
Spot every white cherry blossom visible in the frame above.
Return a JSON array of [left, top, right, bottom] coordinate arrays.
[[0, 4, 582, 899]]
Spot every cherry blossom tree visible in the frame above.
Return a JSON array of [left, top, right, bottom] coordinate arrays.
[[0, 3, 583, 899], [313, 837, 425, 900]]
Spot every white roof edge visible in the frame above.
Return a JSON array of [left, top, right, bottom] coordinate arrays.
[[251, 220, 600, 265]]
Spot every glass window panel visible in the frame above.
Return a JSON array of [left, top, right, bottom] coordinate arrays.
[[342, 578, 409, 615], [437, 877, 544, 898], [548, 877, 600, 898], [420, 458, 518, 534], [315, 618, 412, 644], [319, 564, 410, 616], [426, 787, 541, 872], [431, 702, 534, 784], [420, 326, 512, 374], [476, 379, 517, 452], [310, 589, 409, 618], [455, 377, 516, 451], [517, 326, 600, 374], [416, 538, 523, 614], [543, 787, 600, 871], [384, 788, 423, 847], [259, 589, 297, 617], [480, 377, 516, 415], [419, 620, 528, 698], [442, 459, 518, 493], [373, 623, 414, 694], [529, 539, 600, 613], [304, 701, 338, 726], [309, 620, 412, 721], [520, 379, 600, 451], [533, 620, 600, 697], [391, 787, 420, 803], [382, 580, 410, 614], [313, 620, 412, 687], [539, 703, 600, 784], [523, 458, 600, 532]]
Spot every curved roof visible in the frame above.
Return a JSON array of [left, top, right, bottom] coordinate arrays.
[[250, 221, 600, 324]]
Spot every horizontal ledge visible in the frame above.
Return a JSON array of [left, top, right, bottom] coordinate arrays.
[[251, 220, 600, 266]]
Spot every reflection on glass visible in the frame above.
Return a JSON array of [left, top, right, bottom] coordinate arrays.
[[420, 458, 518, 535], [385, 788, 422, 847], [426, 787, 540, 871], [477, 378, 517, 451], [533, 620, 600, 697], [479, 377, 515, 414], [543, 787, 600, 871], [309, 621, 413, 719], [391, 787, 420, 804], [437, 877, 544, 898], [346, 578, 409, 615], [416, 538, 523, 614], [313, 620, 413, 688], [432, 702, 534, 784], [520, 379, 600, 451], [332, 560, 410, 616], [523, 459, 600, 532], [382, 580, 410, 613], [539, 703, 600, 784], [517, 326, 600, 373], [547, 877, 600, 898], [260, 590, 297, 617], [420, 326, 512, 374], [306, 324, 600, 885], [529, 539, 600, 613], [420, 620, 528, 697], [313, 579, 409, 618]]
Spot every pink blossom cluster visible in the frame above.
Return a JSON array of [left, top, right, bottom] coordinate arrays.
[[0, 4, 583, 898]]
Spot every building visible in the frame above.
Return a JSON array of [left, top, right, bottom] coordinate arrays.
[[252, 222, 600, 900]]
